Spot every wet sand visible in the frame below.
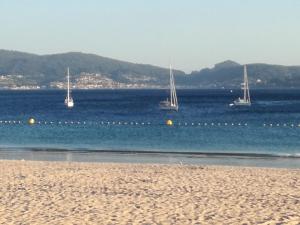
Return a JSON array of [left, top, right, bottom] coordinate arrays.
[[0, 160, 299, 224]]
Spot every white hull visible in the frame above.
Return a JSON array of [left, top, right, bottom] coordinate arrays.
[[65, 98, 74, 108], [159, 100, 178, 111], [231, 99, 251, 106]]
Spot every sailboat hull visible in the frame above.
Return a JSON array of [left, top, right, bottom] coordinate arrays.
[[65, 98, 74, 108], [159, 100, 178, 111], [232, 99, 251, 106], [67, 101, 74, 108]]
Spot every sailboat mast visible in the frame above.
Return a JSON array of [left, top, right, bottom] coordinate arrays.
[[246, 65, 250, 103], [169, 65, 173, 105], [170, 65, 178, 109], [67, 67, 70, 101], [243, 65, 247, 101], [172, 72, 178, 107]]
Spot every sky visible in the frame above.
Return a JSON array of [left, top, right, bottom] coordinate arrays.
[[1, 0, 300, 72]]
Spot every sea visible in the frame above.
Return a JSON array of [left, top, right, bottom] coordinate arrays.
[[0, 89, 300, 168]]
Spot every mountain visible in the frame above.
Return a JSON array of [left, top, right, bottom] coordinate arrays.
[[214, 60, 240, 69], [186, 61, 300, 88], [1, 49, 300, 89], [0, 50, 186, 89]]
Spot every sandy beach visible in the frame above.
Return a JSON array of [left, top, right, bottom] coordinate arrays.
[[0, 160, 299, 225]]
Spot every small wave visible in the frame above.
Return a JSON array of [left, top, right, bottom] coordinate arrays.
[[1, 147, 300, 159], [275, 153, 300, 158], [256, 100, 300, 106]]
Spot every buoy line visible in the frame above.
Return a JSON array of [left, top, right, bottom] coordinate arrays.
[[0, 118, 299, 128]]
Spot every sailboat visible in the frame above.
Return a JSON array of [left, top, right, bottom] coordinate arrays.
[[159, 65, 178, 111], [64, 67, 74, 108], [230, 65, 251, 106]]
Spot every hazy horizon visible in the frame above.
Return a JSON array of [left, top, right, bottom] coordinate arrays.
[[1, 0, 300, 72]]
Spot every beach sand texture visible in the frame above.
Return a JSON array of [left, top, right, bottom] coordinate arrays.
[[0, 160, 299, 225]]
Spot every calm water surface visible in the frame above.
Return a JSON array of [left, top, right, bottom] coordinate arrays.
[[0, 89, 300, 166]]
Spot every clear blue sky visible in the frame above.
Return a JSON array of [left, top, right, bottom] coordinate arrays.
[[1, 0, 300, 72]]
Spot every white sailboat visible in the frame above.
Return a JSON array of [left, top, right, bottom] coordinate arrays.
[[64, 67, 74, 108], [230, 65, 251, 106], [159, 65, 178, 111]]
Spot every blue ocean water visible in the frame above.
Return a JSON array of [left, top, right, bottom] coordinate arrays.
[[0, 89, 300, 159]]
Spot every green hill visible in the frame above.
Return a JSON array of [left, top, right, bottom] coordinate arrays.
[[1, 50, 300, 89], [186, 60, 300, 88], [0, 50, 185, 88]]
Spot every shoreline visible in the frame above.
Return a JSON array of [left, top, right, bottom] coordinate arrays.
[[0, 160, 299, 224], [1, 148, 300, 169]]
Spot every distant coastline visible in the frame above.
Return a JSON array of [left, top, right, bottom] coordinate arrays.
[[1, 49, 300, 89], [2, 87, 300, 91]]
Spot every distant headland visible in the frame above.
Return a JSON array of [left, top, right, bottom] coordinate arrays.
[[0, 49, 300, 89]]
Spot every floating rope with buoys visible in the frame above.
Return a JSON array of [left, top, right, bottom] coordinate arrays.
[[0, 118, 299, 128]]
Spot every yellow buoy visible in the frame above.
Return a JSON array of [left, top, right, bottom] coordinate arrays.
[[28, 118, 35, 125], [166, 119, 173, 126]]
